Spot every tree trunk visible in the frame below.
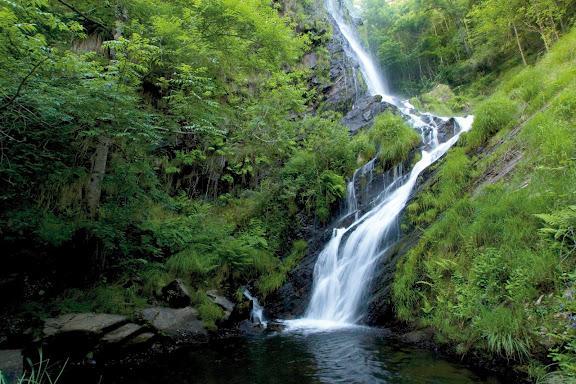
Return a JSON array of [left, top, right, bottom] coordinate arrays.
[[85, 5, 127, 218], [86, 136, 111, 218], [538, 21, 550, 51], [512, 22, 528, 66]]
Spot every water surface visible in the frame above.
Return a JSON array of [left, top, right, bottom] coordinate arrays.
[[95, 328, 500, 384]]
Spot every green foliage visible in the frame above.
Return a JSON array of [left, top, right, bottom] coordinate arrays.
[[408, 148, 471, 226], [474, 307, 532, 360], [55, 285, 147, 316], [0, 350, 67, 384], [536, 206, 576, 259], [258, 239, 307, 297], [361, 112, 421, 168], [0, 0, 330, 311], [463, 96, 518, 149], [394, 27, 576, 377], [194, 292, 226, 331], [362, 0, 576, 95]]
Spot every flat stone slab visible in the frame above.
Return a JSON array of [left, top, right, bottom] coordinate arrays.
[[101, 323, 143, 345], [44, 313, 127, 338], [0, 349, 23, 382], [125, 332, 156, 347], [139, 307, 207, 342]]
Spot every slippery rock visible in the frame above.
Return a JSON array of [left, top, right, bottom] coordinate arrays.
[[43, 313, 127, 339], [161, 279, 191, 308], [125, 332, 156, 347], [342, 95, 394, 133], [436, 118, 457, 144], [400, 328, 435, 345], [138, 307, 207, 343], [100, 323, 144, 345], [206, 290, 235, 320]]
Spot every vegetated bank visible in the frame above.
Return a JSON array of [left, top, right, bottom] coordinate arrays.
[[0, 0, 380, 358], [391, 22, 576, 384]]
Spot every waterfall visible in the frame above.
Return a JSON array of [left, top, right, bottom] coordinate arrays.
[[325, 0, 391, 103], [244, 289, 267, 327], [285, 0, 474, 330]]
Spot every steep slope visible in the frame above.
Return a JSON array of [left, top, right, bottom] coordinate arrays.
[[392, 28, 576, 381]]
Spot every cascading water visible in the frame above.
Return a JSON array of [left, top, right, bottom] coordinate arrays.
[[325, 0, 391, 103], [286, 0, 474, 330], [244, 289, 267, 327]]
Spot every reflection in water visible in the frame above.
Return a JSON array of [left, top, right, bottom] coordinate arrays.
[[84, 328, 499, 384]]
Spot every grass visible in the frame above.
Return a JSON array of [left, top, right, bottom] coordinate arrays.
[[393, 27, 576, 378], [0, 351, 67, 384], [355, 112, 421, 168]]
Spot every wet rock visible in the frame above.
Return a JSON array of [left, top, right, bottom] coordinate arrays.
[[436, 118, 457, 143], [321, 15, 366, 113], [43, 313, 127, 339], [100, 323, 144, 345], [0, 350, 23, 383], [207, 290, 235, 320], [342, 95, 396, 133], [161, 279, 191, 308], [124, 332, 156, 347], [400, 327, 435, 344], [138, 307, 207, 343]]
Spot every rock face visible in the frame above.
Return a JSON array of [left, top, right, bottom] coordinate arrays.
[[138, 307, 207, 343], [342, 95, 396, 133], [161, 279, 192, 308], [320, 14, 366, 113]]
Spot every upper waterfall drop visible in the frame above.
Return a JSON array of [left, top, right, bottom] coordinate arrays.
[[284, 0, 474, 331], [325, 0, 391, 102]]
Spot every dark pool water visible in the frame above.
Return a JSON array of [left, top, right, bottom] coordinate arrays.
[[74, 327, 502, 384]]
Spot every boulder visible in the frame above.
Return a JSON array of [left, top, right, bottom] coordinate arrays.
[[43, 313, 127, 339], [161, 279, 191, 308], [436, 117, 457, 144], [100, 323, 144, 345], [138, 307, 207, 343], [303, 52, 318, 69], [0, 350, 23, 383], [400, 328, 435, 345], [206, 290, 235, 320]]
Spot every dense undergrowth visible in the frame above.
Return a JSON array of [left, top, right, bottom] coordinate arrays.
[[0, 0, 420, 331], [395, 28, 576, 380], [0, 0, 363, 328]]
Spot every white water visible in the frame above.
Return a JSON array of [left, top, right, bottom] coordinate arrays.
[[244, 289, 267, 327], [285, 0, 473, 331], [325, 0, 392, 103]]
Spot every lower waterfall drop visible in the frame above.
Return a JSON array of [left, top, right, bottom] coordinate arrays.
[[285, 0, 474, 331]]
